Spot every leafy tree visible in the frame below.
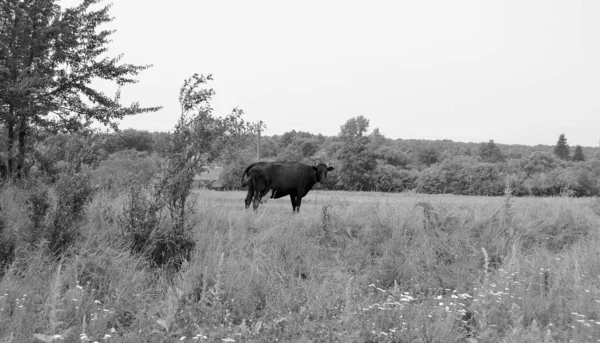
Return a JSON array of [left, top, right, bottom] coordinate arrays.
[[116, 129, 155, 153], [339, 115, 370, 138], [336, 116, 376, 190], [572, 145, 585, 162], [553, 134, 570, 160], [0, 0, 160, 178], [523, 152, 561, 175], [157, 74, 254, 230], [479, 140, 505, 163], [417, 147, 439, 168]]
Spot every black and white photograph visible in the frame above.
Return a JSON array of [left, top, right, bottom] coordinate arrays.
[[1, 0, 600, 342]]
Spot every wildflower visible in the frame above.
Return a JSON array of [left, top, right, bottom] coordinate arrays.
[[221, 338, 235, 342], [439, 302, 444, 306], [180, 337, 187, 341], [104, 334, 111, 339], [53, 335, 63, 339], [94, 300, 101, 304]]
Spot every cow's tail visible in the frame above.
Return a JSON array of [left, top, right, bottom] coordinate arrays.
[[241, 163, 257, 187]]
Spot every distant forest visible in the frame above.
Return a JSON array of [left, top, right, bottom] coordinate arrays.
[[36, 116, 599, 197]]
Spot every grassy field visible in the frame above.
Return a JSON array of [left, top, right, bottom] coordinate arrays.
[[2, 188, 600, 342]]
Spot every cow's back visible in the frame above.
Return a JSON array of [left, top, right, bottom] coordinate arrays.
[[270, 162, 315, 191]]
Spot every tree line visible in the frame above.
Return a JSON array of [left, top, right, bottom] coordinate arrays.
[[37, 118, 597, 197]]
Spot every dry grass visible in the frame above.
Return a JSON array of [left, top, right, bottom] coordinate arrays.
[[2, 188, 600, 342]]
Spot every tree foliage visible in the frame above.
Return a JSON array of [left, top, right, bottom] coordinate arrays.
[[156, 74, 254, 229], [572, 145, 585, 162], [0, 0, 160, 178], [479, 140, 505, 163], [554, 134, 570, 160], [336, 116, 377, 190]]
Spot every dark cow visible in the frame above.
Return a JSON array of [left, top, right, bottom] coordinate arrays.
[[241, 162, 334, 212]]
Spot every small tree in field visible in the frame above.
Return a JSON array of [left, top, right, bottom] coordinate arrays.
[[554, 134, 570, 160], [121, 74, 256, 268], [572, 145, 585, 162], [156, 74, 255, 231]]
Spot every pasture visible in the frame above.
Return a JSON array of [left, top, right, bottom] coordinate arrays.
[[1, 189, 600, 342]]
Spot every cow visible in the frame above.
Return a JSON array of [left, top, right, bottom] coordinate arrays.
[[241, 161, 334, 212]]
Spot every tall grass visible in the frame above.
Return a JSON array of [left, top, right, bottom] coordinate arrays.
[[1, 187, 600, 342]]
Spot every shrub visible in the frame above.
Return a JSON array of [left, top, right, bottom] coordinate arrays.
[[47, 172, 95, 256]]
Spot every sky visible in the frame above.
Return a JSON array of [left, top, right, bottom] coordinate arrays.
[[60, 0, 600, 147]]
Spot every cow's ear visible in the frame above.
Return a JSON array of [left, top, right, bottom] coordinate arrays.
[[327, 166, 334, 171], [312, 166, 318, 171]]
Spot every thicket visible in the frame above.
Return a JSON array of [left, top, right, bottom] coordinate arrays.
[[71, 126, 600, 197]]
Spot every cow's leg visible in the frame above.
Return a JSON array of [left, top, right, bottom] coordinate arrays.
[[252, 190, 262, 210], [289, 194, 297, 212], [244, 188, 253, 209], [296, 196, 303, 213]]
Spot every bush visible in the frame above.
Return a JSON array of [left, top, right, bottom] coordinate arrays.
[[47, 172, 95, 256], [118, 181, 192, 269]]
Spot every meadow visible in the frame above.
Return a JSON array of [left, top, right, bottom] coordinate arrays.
[[1, 187, 600, 343]]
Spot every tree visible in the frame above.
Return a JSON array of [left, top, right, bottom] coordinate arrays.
[[553, 134, 570, 160], [156, 74, 255, 230], [417, 147, 439, 168], [572, 145, 585, 162], [0, 0, 160, 178], [336, 116, 376, 190], [339, 115, 370, 138], [479, 140, 505, 163]]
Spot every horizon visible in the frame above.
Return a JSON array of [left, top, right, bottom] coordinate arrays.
[[61, 0, 600, 148]]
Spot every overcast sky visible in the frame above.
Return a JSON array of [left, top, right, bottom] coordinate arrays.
[[61, 0, 599, 147]]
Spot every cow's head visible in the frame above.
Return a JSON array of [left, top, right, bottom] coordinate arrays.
[[313, 162, 334, 182]]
